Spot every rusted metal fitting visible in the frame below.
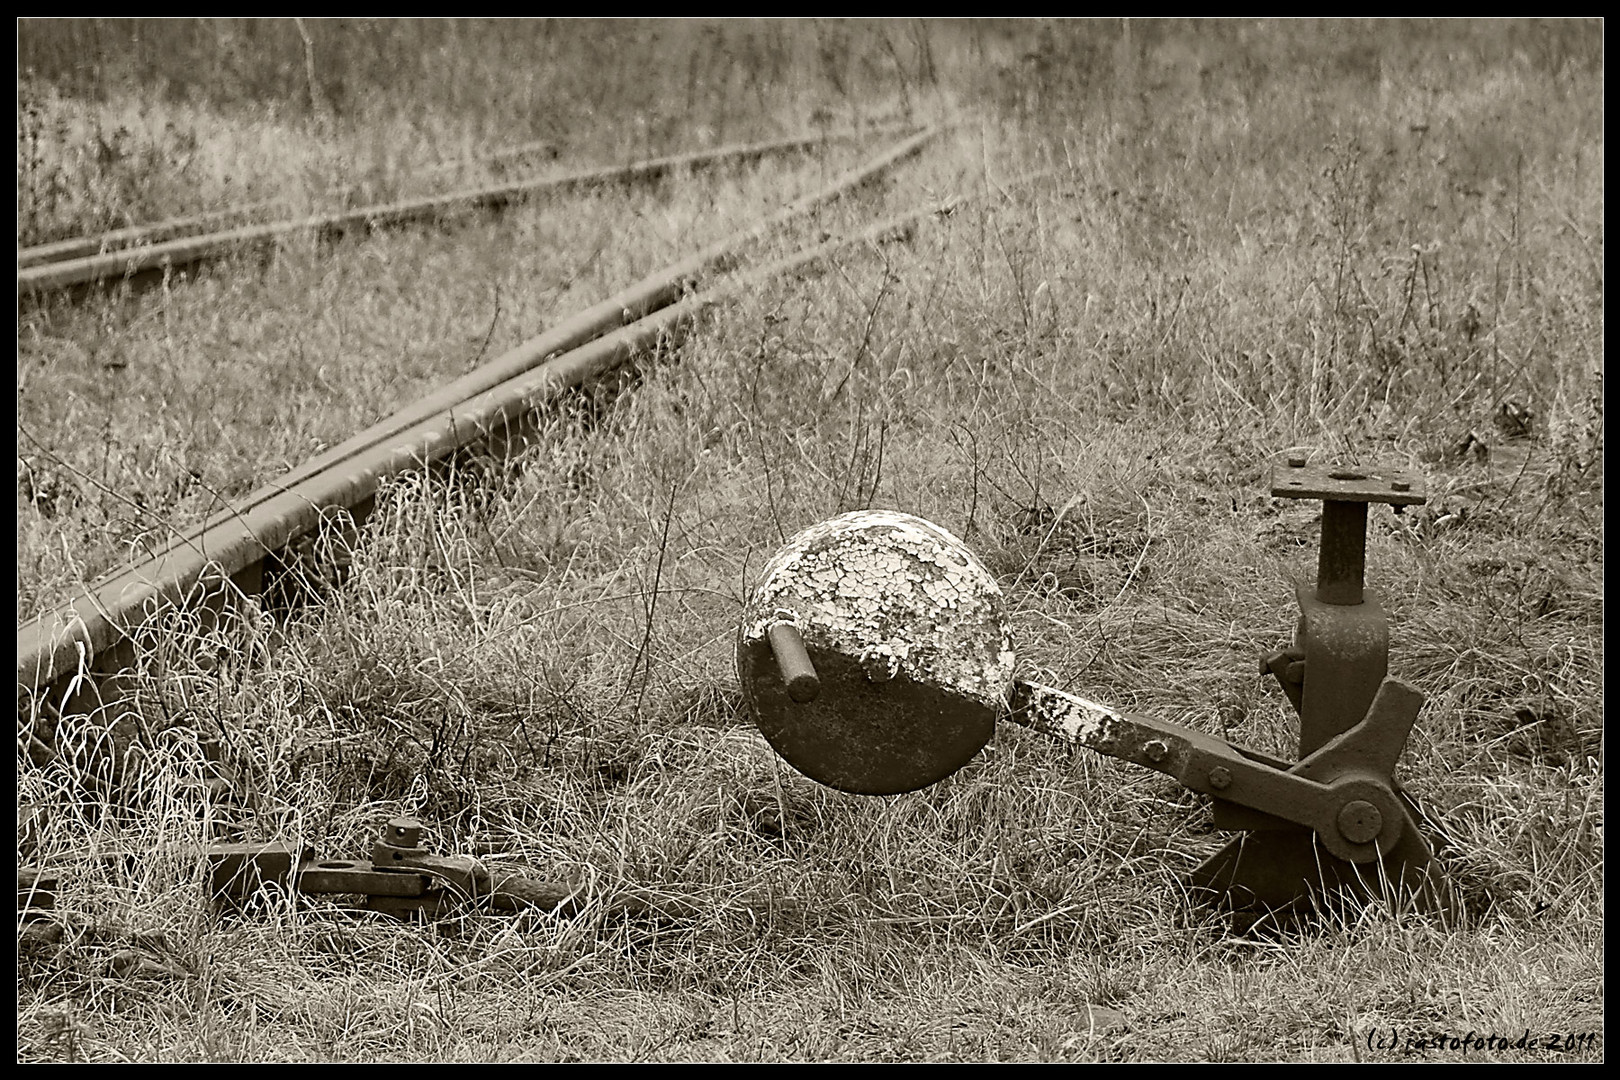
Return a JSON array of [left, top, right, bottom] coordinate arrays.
[[1266, 459, 1428, 758], [208, 840, 313, 898], [200, 816, 579, 919], [1270, 461, 1426, 507], [22, 816, 583, 936], [373, 842, 429, 866], [1269, 460, 1425, 607], [383, 818, 423, 848], [299, 859, 426, 897]]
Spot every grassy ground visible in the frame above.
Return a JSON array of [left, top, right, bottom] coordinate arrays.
[[17, 19, 1603, 1063], [15, 138, 897, 617]]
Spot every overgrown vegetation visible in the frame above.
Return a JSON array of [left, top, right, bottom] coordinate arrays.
[[17, 18, 1602, 1063]]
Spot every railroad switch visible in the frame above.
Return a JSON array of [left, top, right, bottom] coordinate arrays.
[[736, 457, 1457, 923], [17, 820, 578, 970], [206, 817, 577, 918]]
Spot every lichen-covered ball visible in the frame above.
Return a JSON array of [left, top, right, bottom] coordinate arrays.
[[736, 510, 1015, 795]]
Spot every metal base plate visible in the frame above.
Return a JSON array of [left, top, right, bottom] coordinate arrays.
[[1270, 460, 1426, 504], [1189, 824, 1457, 925]]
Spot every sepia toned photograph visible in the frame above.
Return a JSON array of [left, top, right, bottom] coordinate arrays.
[[17, 18, 1602, 1063]]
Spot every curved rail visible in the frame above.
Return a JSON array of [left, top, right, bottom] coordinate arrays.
[[17, 127, 946, 708], [18, 125, 916, 296]]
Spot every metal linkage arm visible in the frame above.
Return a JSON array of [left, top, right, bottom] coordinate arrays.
[[1006, 680, 1412, 865]]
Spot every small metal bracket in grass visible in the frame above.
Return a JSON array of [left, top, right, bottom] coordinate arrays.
[[736, 459, 1459, 925], [20, 818, 591, 938], [204, 817, 581, 919]]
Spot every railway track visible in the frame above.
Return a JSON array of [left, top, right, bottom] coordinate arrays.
[[17, 122, 915, 297], [17, 124, 952, 737], [15, 134, 569, 270]]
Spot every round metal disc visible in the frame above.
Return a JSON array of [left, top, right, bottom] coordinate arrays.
[[737, 511, 1015, 795]]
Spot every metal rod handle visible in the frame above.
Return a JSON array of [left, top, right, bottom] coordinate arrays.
[[767, 622, 820, 704]]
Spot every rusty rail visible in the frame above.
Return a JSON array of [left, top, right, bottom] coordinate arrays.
[[20, 199, 284, 270], [16, 135, 578, 270], [17, 124, 917, 295], [17, 127, 948, 715]]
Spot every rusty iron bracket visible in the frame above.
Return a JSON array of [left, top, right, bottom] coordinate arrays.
[[19, 817, 702, 938], [206, 817, 580, 918], [16, 820, 581, 968], [738, 461, 1456, 925], [1265, 457, 1425, 750], [1007, 678, 1422, 866], [1177, 456, 1451, 918]]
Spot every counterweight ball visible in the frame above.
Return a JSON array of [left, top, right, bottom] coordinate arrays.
[[736, 511, 1015, 795]]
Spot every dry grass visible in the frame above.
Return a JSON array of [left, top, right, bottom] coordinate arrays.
[[17, 18, 1603, 1063], [15, 139, 905, 617]]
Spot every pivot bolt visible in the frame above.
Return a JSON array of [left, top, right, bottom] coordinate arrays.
[[1337, 800, 1384, 845], [1144, 739, 1169, 763], [385, 819, 423, 848], [1208, 766, 1232, 790], [1391, 479, 1411, 492], [375, 818, 428, 868]]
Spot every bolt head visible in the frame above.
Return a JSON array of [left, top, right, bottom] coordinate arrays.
[[1391, 479, 1411, 492], [1208, 766, 1232, 790], [1144, 739, 1169, 763], [386, 818, 423, 847], [1336, 800, 1384, 845], [1287, 456, 1307, 468]]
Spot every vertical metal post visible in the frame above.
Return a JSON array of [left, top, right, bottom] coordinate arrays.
[[1316, 500, 1368, 605], [1301, 496, 1380, 755], [1268, 461, 1424, 757]]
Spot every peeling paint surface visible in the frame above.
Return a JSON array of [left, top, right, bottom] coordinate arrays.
[[1010, 682, 1121, 747], [742, 511, 1015, 709]]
